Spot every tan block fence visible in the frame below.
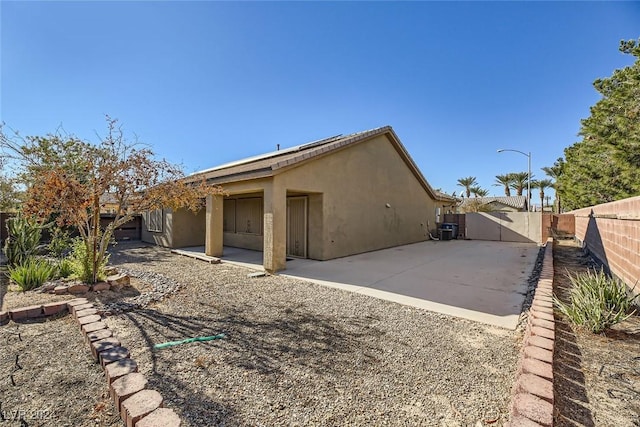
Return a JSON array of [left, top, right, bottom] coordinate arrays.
[[569, 195, 640, 294]]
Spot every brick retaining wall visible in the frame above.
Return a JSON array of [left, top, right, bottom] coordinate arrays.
[[1, 300, 180, 426], [506, 238, 555, 427]]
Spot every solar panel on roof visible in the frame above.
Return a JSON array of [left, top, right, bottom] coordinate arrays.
[[298, 134, 343, 150]]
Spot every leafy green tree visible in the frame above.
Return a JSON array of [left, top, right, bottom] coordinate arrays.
[[542, 159, 564, 213], [531, 179, 553, 211], [457, 176, 477, 198], [508, 172, 533, 197], [470, 186, 489, 197], [1, 117, 221, 283], [493, 174, 513, 196], [559, 39, 640, 210], [460, 198, 495, 213], [0, 174, 21, 212]]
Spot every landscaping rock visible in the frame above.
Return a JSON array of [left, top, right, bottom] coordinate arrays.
[[66, 298, 89, 309], [135, 408, 181, 427], [81, 321, 107, 335], [86, 328, 113, 344], [523, 345, 554, 364], [120, 389, 163, 427], [93, 281, 110, 292], [516, 374, 554, 403], [107, 273, 130, 289], [40, 282, 57, 293], [100, 345, 130, 367], [70, 303, 94, 315], [68, 283, 90, 294], [110, 373, 147, 412], [9, 305, 43, 320], [54, 285, 69, 295], [74, 308, 98, 319], [104, 266, 118, 276], [42, 302, 68, 316], [98, 268, 182, 314], [512, 393, 553, 426], [105, 358, 138, 384], [91, 337, 121, 360], [78, 314, 102, 326], [0, 311, 9, 326]]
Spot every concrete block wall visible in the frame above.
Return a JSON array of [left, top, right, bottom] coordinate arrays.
[[569, 195, 640, 294], [541, 214, 575, 241], [465, 212, 542, 243]]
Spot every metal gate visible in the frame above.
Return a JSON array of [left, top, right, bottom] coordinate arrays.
[[287, 196, 307, 258]]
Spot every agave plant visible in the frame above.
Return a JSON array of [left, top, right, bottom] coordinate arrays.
[[7, 258, 56, 291], [3, 213, 49, 267], [554, 268, 639, 333]]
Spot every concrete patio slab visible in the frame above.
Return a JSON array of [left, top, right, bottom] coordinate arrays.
[[178, 240, 539, 329]]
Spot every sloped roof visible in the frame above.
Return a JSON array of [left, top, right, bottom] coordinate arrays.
[[435, 190, 457, 202], [459, 196, 527, 210], [192, 126, 449, 201]]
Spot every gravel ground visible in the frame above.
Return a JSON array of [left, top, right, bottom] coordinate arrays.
[[104, 243, 521, 426], [0, 315, 120, 427]]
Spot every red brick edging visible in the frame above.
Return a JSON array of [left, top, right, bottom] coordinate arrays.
[[1, 300, 180, 427], [506, 237, 555, 427]]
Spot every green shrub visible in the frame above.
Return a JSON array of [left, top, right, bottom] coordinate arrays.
[[48, 227, 72, 258], [7, 258, 56, 291], [554, 268, 639, 333], [3, 213, 47, 267], [55, 257, 74, 279], [68, 238, 109, 283]]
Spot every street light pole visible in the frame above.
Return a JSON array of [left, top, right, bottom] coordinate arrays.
[[497, 148, 532, 212]]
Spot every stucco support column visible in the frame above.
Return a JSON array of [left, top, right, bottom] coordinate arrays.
[[263, 181, 287, 273], [205, 195, 223, 257]]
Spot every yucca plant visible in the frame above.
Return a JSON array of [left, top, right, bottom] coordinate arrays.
[[47, 227, 72, 259], [3, 213, 48, 267], [7, 258, 56, 291], [554, 268, 639, 333]]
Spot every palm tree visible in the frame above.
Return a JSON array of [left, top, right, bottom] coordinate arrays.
[[457, 176, 477, 198], [542, 158, 565, 213], [493, 174, 513, 196], [532, 179, 553, 211], [509, 171, 533, 197], [470, 186, 489, 197]]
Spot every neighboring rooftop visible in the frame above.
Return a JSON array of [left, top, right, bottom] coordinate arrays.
[[459, 196, 528, 210]]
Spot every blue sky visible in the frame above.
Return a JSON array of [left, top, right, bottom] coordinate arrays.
[[2, 1, 639, 203]]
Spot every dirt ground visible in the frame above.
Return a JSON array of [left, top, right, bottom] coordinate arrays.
[[0, 314, 121, 427], [553, 240, 640, 427]]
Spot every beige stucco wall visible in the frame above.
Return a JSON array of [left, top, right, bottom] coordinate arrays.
[[466, 212, 542, 243], [223, 231, 263, 251], [277, 134, 437, 260], [141, 207, 206, 248], [156, 136, 440, 265], [306, 193, 323, 259], [141, 208, 173, 247], [222, 192, 265, 251], [172, 207, 206, 248]]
